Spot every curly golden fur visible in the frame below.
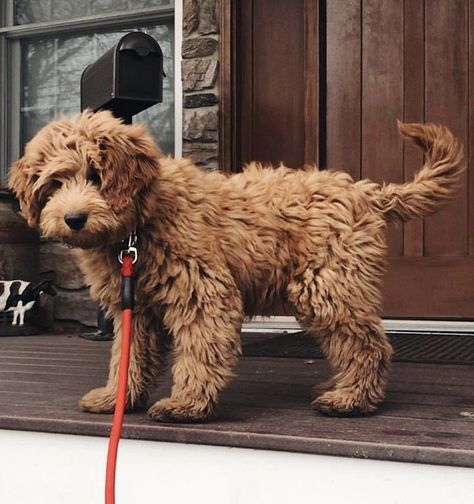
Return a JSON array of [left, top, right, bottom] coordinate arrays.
[[8, 110, 464, 420]]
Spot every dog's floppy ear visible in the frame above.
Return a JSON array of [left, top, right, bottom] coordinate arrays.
[[97, 123, 161, 214], [8, 156, 42, 227]]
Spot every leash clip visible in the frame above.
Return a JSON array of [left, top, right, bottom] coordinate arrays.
[[118, 232, 138, 264]]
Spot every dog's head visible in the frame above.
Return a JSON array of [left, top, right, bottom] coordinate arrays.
[[8, 110, 161, 249]]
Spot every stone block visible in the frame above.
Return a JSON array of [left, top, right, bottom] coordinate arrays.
[[184, 92, 218, 108], [198, 0, 218, 34], [40, 241, 86, 290], [183, 108, 218, 142], [182, 141, 218, 166], [183, 0, 199, 36], [182, 37, 218, 59], [55, 288, 98, 327], [182, 59, 218, 91]]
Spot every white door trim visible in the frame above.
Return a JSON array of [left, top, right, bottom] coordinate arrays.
[[242, 316, 474, 334], [173, 0, 183, 158]]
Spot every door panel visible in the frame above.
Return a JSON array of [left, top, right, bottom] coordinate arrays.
[[424, 0, 469, 257], [252, 0, 305, 166], [326, 0, 472, 317], [235, 0, 319, 168], [361, 0, 404, 256], [325, 0, 361, 179], [402, 0, 424, 258]]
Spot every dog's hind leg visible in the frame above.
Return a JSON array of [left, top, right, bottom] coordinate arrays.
[[310, 317, 392, 415], [148, 266, 243, 423], [288, 266, 393, 416], [79, 307, 171, 413]]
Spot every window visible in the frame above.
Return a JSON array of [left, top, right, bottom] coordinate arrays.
[[0, 0, 177, 185]]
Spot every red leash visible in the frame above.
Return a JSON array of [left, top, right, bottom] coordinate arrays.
[[105, 236, 137, 504]]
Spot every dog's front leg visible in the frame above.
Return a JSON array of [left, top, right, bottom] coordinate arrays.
[[148, 271, 243, 423], [79, 307, 171, 414]]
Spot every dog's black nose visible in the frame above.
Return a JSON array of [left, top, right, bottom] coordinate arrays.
[[64, 212, 88, 230]]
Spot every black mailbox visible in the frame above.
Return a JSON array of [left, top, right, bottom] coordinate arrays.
[[80, 32, 164, 341], [80, 32, 164, 122]]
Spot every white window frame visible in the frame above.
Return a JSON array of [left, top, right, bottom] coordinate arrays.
[[0, 0, 181, 185]]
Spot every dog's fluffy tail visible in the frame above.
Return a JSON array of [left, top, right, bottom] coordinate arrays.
[[372, 121, 464, 222]]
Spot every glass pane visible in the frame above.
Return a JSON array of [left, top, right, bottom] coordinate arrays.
[[21, 24, 175, 155], [15, 0, 174, 25]]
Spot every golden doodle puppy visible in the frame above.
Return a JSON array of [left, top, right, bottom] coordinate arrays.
[[9, 110, 463, 421]]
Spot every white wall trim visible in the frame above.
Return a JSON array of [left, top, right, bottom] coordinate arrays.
[[382, 319, 474, 334], [173, 0, 183, 158], [243, 316, 474, 334]]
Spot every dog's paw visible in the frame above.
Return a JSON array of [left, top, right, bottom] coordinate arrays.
[[312, 379, 335, 398], [148, 397, 214, 423], [311, 389, 377, 417], [79, 387, 116, 413]]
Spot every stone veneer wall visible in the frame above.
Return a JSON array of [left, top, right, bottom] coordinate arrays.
[[182, 0, 219, 170], [39, 0, 221, 329], [40, 241, 98, 329]]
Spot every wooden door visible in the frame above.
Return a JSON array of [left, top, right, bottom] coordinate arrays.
[[224, 0, 474, 318]]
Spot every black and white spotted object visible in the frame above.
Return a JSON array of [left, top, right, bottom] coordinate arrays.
[[0, 280, 57, 326]]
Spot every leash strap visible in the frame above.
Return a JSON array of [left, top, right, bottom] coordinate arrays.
[[105, 235, 137, 504]]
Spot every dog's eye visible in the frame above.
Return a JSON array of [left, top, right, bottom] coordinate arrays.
[[87, 170, 101, 187], [38, 180, 62, 208]]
